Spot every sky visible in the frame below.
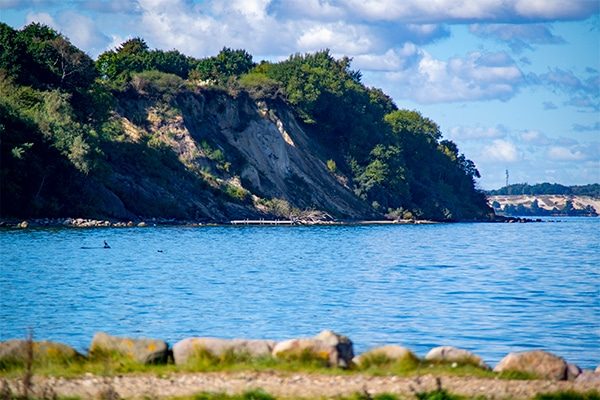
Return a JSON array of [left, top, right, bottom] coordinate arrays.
[[1, 0, 599, 189]]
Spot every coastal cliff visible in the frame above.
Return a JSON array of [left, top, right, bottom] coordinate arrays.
[[0, 23, 493, 222], [489, 195, 599, 217]]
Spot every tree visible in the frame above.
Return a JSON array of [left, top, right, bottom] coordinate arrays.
[[194, 47, 254, 83]]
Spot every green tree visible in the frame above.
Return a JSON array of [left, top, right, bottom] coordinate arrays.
[[194, 47, 254, 84]]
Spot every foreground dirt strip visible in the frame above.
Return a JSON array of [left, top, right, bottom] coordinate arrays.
[[6, 372, 600, 399]]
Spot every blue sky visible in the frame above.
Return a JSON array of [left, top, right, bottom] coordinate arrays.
[[1, 0, 599, 189]]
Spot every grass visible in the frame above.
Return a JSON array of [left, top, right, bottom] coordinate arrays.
[[0, 341, 538, 383], [0, 350, 536, 381], [534, 391, 600, 400]]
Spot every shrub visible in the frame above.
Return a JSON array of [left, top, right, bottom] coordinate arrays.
[[326, 159, 337, 173], [130, 70, 183, 101]]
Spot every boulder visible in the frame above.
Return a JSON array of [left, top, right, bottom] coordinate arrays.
[[576, 370, 600, 384], [89, 332, 168, 364], [272, 330, 354, 368], [493, 350, 568, 380], [425, 346, 490, 369], [0, 339, 83, 366], [353, 345, 417, 367], [596, 366, 600, 373], [172, 337, 275, 365], [566, 363, 582, 381]]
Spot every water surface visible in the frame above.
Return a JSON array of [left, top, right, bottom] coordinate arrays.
[[1, 218, 598, 368]]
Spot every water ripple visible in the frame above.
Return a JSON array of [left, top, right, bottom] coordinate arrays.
[[0, 218, 599, 368]]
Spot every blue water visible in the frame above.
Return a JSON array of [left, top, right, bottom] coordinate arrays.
[[1, 218, 599, 368]]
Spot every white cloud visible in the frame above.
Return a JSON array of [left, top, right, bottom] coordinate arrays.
[[57, 11, 110, 54], [481, 139, 519, 162], [547, 146, 587, 161], [469, 23, 565, 53], [385, 50, 524, 103], [520, 130, 552, 145], [25, 11, 58, 29], [449, 125, 507, 141], [296, 23, 375, 54], [275, 0, 599, 23], [353, 44, 419, 71]]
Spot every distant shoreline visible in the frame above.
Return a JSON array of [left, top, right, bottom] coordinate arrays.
[[0, 215, 549, 229]]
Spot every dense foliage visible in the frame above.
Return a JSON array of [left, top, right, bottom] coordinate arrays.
[[1, 23, 492, 221], [489, 183, 600, 197], [245, 51, 488, 220]]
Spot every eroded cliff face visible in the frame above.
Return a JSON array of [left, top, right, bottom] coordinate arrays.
[[95, 88, 374, 221]]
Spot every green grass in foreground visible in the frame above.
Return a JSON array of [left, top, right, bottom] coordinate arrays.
[[153, 390, 600, 400], [534, 391, 600, 400], [170, 389, 461, 400], [0, 348, 533, 380]]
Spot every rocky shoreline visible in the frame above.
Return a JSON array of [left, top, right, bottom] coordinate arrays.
[[1, 331, 599, 398], [1, 215, 544, 229]]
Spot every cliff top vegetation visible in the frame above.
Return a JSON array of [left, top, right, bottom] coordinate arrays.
[[0, 23, 491, 221]]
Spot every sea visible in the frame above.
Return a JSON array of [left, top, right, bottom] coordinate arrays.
[[1, 217, 599, 369]]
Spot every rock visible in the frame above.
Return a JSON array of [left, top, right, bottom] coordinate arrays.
[[353, 345, 417, 367], [0, 339, 83, 366], [596, 365, 600, 373], [272, 330, 354, 368], [566, 363, 582, 381], [89, 332, 168, 364], [425, 346, 490, 369], [172, 337, 275, 365], [17, 221, 29, 228], [493, 350, 568, 380], [576, 370, 600, 384], [137, 222, 147, 227]]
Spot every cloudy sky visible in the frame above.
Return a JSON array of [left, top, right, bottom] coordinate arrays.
[[2, 0, 599, 189]]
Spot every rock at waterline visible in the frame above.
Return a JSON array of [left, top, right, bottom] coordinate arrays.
[[493, 350, 568, 380], [566, 363, 582, 381], [425, 345, 490, 369], [272, 330, 354, 368], [575, 370, 600, 384], [172, 337, 275, 365], [89, 332, 168, 364], [352, 345, 417, 367], [0, 339, 83, 366]]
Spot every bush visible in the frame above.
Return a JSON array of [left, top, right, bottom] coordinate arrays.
[[326, 159, 337, 173], [238, 72, 280, 98], [129, 70, 183, 102]]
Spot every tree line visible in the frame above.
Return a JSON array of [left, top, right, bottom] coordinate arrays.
[[1, 22, 491, 220]]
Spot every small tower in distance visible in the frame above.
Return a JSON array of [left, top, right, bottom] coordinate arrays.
[[505, 169, 509, 188]]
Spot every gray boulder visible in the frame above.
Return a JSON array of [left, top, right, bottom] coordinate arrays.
[[172, 337, 275, 365], [353, 345, 417, 367], [493, 350, 568, 380], [566, 363, 582, 381], [576, 370, 600, 384], [0, 339, 83, 366], [272, 330, 354, 368], [89, 332, 168, 364], [425, 346, 490, 369]]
